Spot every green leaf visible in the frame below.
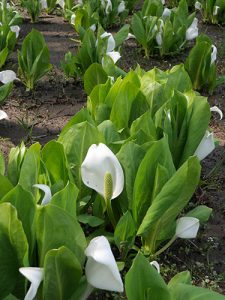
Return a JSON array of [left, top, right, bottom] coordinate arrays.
[[0, 151, 5, 175], [0, 174, 13, 200], [125, 253, 171, 300], [132, 137, 175, 225], [43, 246, 82, 299], [114, 211, 136, 256], [18, 29, 52, 90], [51, 182, 79, 218], [168, 271, 192, 288], [1, 185, 36, 258], [84, 63, 108, 95], [7, 143, 26, 186], [78, 214, 104, 227], [18, 143, 41, 193], [114, 24, 130, 47], [184, 34, 213, 91], [42, 141, 71, 186], [110, 81, 139, 130], [36, 204, 86, 266], [117, 142, 145, 208], [131, 13, 147, 51], [186, 205, 212, 224], [169, 283, 225, 299], [0, 203, 28, 298], [180, 96, 211, 165], [58, 121, 102, 198], [0, 82, 13, 104], [137, 156, 200, 239], [0, 47, 9, 69]]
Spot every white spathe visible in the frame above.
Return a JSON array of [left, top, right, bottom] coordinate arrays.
[[150, 261, 160, 273], [106, 51, 121, 63], [156, 32, 162, 46], [213, 5, 219, 16], [118, 1, 125, 14], [57, 0, 65, 8], [195, 1, 202, 10], [19, 267, 44, 300], [101, 0, 112, 15], [210, 106, 223, 120], [85, 236, 124, 292], [194, 130, 215, 161], [100, 32, 116, 52], [33, 184, 52, 205], [40, 0, 47, 9], [90, 24, 96, 31], [0, 110, 9, 120], [162, 8, 171, 18], [71, 13, 76, 25], [176, 217, 200, 239], [156, 19, 164, 46], [0, 70, 17, 84], [81, 143, 124, 200], [126, 33, 136, 40], [211, 45, 217, 65], [186, 18, 198, 41], [10, 25, 20, 38]]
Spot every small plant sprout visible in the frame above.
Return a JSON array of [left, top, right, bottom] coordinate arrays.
[[81, 143, 124, 228], [186, 17, 198, 41], [194, 131, 215, 161], [33, 184, 52, 205], [19, 267, 44, 300], [84, 235, 124, 298]]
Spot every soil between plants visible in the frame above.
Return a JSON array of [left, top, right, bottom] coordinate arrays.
[[0, 10, 225, 296]]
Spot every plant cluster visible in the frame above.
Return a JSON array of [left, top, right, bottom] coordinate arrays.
[[131, 0, 198, 57], [0, 0, 225, 298], [195, 0, 225, 25], [0, 0, 22, 67], [64, 0, 128, 29], [1, 62, 224, 299], [61, 24, 128, 79]]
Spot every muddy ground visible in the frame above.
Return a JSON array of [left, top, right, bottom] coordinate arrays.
[[0, 6, 225, 296]]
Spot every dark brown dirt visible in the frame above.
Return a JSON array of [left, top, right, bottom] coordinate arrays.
[[0, 9, 225, 296]]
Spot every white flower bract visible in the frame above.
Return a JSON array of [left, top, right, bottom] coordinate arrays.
[[186, 18, 198, 41], [0, 70, 17, 84], [19, 267, 44, 300], [85, 236, 124, 292], [194, 130, 215, 161], [211, 45, 217, 65], [118, 1, 125, 14], [81, 143, 124, 200], [175, 217, 200, 239], [33, 184, 52, 205], [0, 110, 9, 120]]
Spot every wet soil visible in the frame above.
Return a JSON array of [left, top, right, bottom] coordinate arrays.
[[0, 7, 225, 296]]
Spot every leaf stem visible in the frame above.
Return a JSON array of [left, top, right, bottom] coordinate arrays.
[[152, 235, 177, 257], [106, 197, 116, 229]]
